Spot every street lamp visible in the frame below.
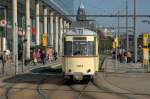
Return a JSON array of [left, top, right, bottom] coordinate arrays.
[[18, 27, 27, 73]]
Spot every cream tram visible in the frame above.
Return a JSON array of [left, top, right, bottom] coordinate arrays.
[[63, 28, 99, 80]]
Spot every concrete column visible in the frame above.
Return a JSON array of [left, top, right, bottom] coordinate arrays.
[[63, 20, 67, 33], [66, 22, 70, 32], [12, 0, 18, 72], [50, 11, 54, 47], [2, 38, 6, 51], [44, 6, 48, 35], [55, 16, 59, 53], [59, 17, 63, 56], [25, 0, 31, 59], [36, 0, 40, 45], [40, 21, 43, 43]]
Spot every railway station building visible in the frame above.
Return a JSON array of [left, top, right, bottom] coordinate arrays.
[[0, 0, 74, 60]]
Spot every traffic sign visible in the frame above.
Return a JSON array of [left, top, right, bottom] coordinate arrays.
[[0, 19, 7, 27], [32, 27, 36, 35]]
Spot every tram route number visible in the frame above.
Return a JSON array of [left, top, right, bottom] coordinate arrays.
[[77, 64, 83, 67]]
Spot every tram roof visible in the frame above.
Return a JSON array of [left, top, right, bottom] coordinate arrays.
[[64, 28, 97, 36]]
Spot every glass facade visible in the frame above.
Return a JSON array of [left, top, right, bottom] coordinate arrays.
[[0, 0, 74, 51]]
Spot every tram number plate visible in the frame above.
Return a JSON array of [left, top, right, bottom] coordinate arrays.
[[77, 65, 83, 67]]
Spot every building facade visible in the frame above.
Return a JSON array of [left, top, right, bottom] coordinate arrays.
[[0, 0, 74, 60]]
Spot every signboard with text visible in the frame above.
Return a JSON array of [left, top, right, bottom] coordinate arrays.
[[42, 33, 47, 47], [143, 33, 148, 47], [143, 48, 149, 65]]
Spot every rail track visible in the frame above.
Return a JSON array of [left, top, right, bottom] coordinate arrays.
[[0, 68, 150, 99], [2, 83, 16, 99], [37, 77, 49, 99], [75, 81, 91, 99], [67, 80, 95, 99]]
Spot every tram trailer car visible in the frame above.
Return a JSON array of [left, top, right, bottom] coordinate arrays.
[[62, 28, 99, 81]]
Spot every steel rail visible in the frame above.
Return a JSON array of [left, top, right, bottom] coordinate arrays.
[[37, 77, 49, 99], [75, 82, 91, 99]]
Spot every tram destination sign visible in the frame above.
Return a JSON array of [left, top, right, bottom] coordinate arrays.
[[73, 37, 86, 41]]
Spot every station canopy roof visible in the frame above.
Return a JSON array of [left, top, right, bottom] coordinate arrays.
[[42, 0, 73, 21]]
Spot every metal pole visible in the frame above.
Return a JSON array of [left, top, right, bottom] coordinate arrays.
[[115, 11, 120, 72], [50, 12, 54, 47], [118, 12, 120, 48], [3, 7, 7, 75], [115, 34, 118, 72], [4, 7, 7, 37], [15, 23, 19, 74], [147, 40, 149, 72], [126, 0, 129, 51], [134, 0, 137, 63], [22, 16, 25, 73], [25, 0, 31, 60], [36, 0, 40, 46]]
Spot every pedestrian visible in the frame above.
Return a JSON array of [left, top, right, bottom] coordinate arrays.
[[124, 52, 127, 63], [40, 50, 46, 64], [112, 50, 116, 59], [48, 48, 53, 62], [37, 49, 41, 63], [5, 49, 10, 61], [127, 51, 132, 63], [47, 48, 51, 61], [32, 49, 37, 65], [53, 50, 57, 61], [0, 51, 7, 75]]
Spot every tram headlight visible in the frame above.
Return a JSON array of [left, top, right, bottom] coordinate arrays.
[[68, 69, 72, 72], [87, 69, 91, 73]]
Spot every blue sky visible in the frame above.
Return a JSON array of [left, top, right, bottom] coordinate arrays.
[[74, 0, 150, 35]]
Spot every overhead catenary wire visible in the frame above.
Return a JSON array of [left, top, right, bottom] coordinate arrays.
[[36, 14, 150, 17]]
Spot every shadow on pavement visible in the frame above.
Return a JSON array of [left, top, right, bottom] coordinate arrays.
[[3, 66, 91, 85], [3, 67, 63, 85], [30, 66, 62, 74]]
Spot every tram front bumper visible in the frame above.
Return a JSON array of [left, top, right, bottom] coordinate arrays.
[[65, 72, 95, 80], [73, 72, 83, 80]]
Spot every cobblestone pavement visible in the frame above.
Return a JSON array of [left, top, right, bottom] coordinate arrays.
[[102, 57, 146, 73], [0, 58, 62, 76], [101, 57, 150, 96]]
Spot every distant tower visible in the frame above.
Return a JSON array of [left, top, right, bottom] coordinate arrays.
[[76, 0, 86, 21]]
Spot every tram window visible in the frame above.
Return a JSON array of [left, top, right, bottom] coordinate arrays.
[[88, 41, 96, 55], [64, 41, 72, 55], [73, 41, 87, 55]]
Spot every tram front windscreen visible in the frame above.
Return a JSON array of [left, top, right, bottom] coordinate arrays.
[[64, 41, 96, 56]]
